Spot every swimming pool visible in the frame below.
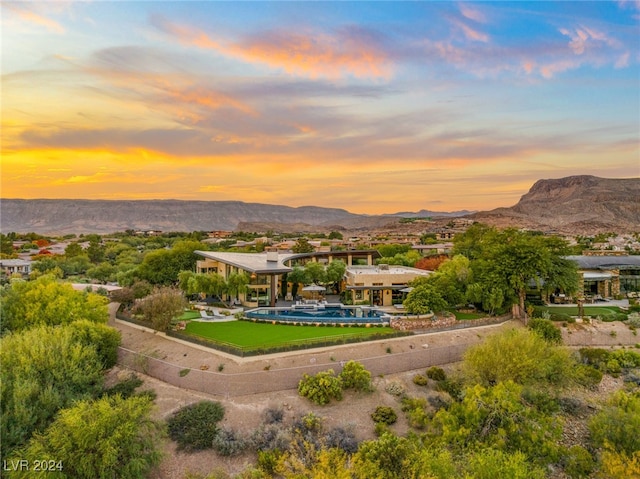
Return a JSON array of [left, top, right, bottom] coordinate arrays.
[[245, 305, 389, 325]]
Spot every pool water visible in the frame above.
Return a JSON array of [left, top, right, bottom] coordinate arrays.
[[246, 305, 389, 325]]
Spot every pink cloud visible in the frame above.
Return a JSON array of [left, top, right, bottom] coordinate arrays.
[[452, 19, 489, 43], [153, 17, 392, 80], [458, 3, 488, 23]]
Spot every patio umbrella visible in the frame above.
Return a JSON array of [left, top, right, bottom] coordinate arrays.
[[302, 284, 325, 299], [400, 287, 414, 293], [302, 284, 326, 292]]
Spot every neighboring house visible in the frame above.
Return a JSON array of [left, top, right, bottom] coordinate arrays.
[[0, 259, 32, 277], [565, 255, 640, 301], [412, 243, 454, 256], [344, 264, 432, 307]]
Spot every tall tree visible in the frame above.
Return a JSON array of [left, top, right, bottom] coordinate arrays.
[[12, 395, 164, 479], [0, 274, 109, 333], [1, 325, 107, 456]]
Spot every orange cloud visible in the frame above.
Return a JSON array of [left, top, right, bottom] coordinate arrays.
[[3, 3, 65, 34], [154, 17, 392, 80]]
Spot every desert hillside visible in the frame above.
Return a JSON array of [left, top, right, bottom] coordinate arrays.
[[471, 176, 640, 234]]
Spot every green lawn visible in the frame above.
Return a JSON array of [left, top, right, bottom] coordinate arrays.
[[538, 305, 627, 321], [183, 320, 397, 350], [177, 310, 203, 321], [451, 310, 486, 320]]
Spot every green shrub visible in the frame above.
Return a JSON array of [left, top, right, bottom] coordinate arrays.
[[167, 400, 225, 451], [257, 449, 284, 476], [435, 378, 463, 400], [371, 406, 397, 425], [412, 374, 428, 386], [401, 397, 430, 429], [426, 366, 447, 381], [563, 445, 596, 478], [298, 370, 343, 405], [579, 348, 610, 369], [528, 318, 563, 344], [339, 360, 372, 392], [573, 364, 603, 389], [589, 390, 640, 457], [606, 359, 622, 376]]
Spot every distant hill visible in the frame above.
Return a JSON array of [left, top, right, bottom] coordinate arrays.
[[1, 176, 637, 235], [387, 209, 476, 218], [0, 199, 369, 235], [470, 176, 640, 234]]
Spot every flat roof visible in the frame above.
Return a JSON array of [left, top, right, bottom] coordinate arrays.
[[565, 255, 640, 270], [195, 251, 294, 274], [346, 265, 431, 275]]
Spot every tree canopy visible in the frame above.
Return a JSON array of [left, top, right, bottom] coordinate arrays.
[[0, 274, 109, 333]]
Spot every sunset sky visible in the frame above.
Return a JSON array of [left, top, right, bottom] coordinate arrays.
[[2, 1, 639, 214]]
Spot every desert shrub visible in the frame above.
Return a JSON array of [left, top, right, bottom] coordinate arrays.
[[589, 390, 640, 458], [466, 448, 546, 479], [374, 422, 390, 437], [413, 374, 428, 386], [339, 360, 372, 392], [167, 400, 225, 451], [558, 397, 586, 416], [251, 425, 291, 452], [384, 382, 405, 397], [562, 445, 596, 478], [324, 426, 359, 453], [528, 318, 563, 344], [463, 328, 576, 387], [610, 349, 640, 368], [435, 378, 463, 400], [426, 366, 447, 381], [293, 412, 323, 435], [606, 359, 622, 377], [579, 348, 610, 369], [257, 449, 284, 476], [573, 364, 603, 389], [371, 406, 397, 425], [263, 406, 284, 425], [212, 428, 246, 456], [401, 397, 430, 429], [428, 395, 450, 411], [521, 388, 560, 415], [626, 313, 640, 328], [298, 370, 343, 405]]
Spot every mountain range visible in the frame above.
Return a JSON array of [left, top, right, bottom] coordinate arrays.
[[1, 176, 638, 235]]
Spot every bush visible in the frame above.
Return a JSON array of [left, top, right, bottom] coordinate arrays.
[[167, 401, 225, 451], [413, 374, 428, 386], [384, 382, 405, 397], [562, 445, 596, 479], [528, 318, 563, 344], [589, 390, 640, 457], [371, 406, 397, 425], [298, 370, 343, 405], [324, 426, 359, 453], [573, 364, 603, 389], [251, 425, 291, 452], [263, 407, 284, 425], [212, 428, 246, 456], [339, 360, 372, 392], [435, 378, 463, 400], [426, 366, 447, 381], [401, 397, 430, 429]]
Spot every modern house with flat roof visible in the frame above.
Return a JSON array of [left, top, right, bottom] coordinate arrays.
[[194, 248, 405, 307], [565, 255, 640, 300]]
